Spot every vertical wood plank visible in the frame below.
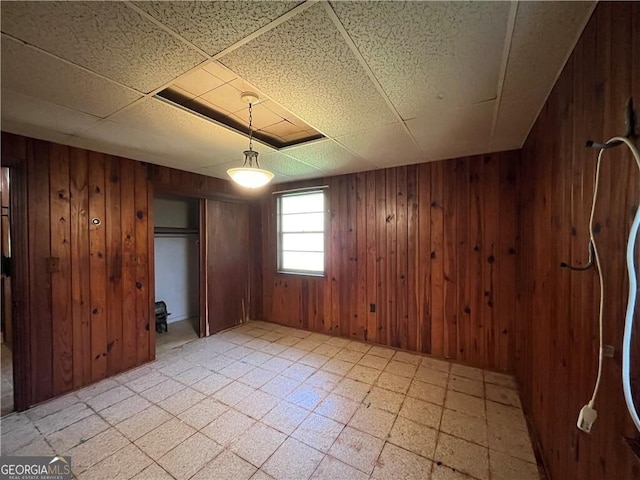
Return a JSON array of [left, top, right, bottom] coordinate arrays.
[[430, 161, 444, 358], [455, 158, 470, 363], [406, 165, 419, 352], [385, 168, 397, 348], [365, 171, 377, 344], [417, 163, 432, 354], [443, 160, 457, 360], [356, 173, 368, 341], [134, 161, 150, 364], [120, 158, 137, 369], [396, 166, 408, 349]]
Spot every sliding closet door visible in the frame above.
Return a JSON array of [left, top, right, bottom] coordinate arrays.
[[206, 200, 250, 334]]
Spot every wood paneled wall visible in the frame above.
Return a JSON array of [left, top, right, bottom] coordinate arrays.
[[260, 151, 519, 371], [516, 2, 640, 479]]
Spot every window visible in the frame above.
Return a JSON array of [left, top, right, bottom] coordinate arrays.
[[277, 189, 326, 275]]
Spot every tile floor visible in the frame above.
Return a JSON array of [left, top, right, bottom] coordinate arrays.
[[0, 321, 542, 480], [156, 317, 200, 356], [1, 342, 13, 416]]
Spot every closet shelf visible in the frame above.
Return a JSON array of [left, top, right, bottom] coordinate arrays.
[[154, 227, 199, 236]]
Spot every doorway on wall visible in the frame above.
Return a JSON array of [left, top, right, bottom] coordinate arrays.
[[153, 194, 201, 356], [1, 168, 14, 416]]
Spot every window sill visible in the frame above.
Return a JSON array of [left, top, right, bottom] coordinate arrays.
[[276, 270, 325, 278]]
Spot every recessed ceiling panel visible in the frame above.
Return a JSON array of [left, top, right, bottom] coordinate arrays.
[[134, 1, 301, 56], [331, 1, 510, 121], [220, 3, 397, 138], [1, 90, 101, 137], [0, 1, 206, 93], [283, 139, 375, 176], [406, 101, 495, 162], [336, 123, 425, 168], [1, 35, 142, 118], [492, 1, 594, 151]]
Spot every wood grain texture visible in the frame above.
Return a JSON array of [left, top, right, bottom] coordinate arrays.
[[259, 152, 519, 371], [516, 3, 640, 479]]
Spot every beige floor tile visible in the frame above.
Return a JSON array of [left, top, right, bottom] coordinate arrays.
[[33, 402, 93, 435], [260, 375, 301, 399], [285, 384, 328, 410], [450, 363, 484, 381], [243, 350, 274, 366], [263, 437, 324, 480], [116, 405, 172, 441], [295, 339, 323, 352], [344, 340, 371, 354], [431, 463, 475, 479], [160, 387, 205, 415], [449, 375, 484, 398], [314, 393, 359, 424], [86, 385, 135, 411], [332, 378, 371, 402], [76, 379, 120, 400], [213, 381, 256, 407], [304, 371, 342, 392], [308, 333, 331, 343], [376, 371, 411, 393], [389, 417, 438, 459], [348, 405, 396, 439], [192, 372, 233, 395], [65, 428, 129, 474], [235, 389, 280, 420], [441, 408, 488, 446], [490, 449, 540, 480], [326, 337, 351, 348], [487, 420, 536, 463], [421, 356, 451, 372], [140, 378, 185, 403], [219, 360, 255, 379], [25, 393, 79, 422], [262, 400, 310, 435], [322, 358, 354, 376], [278, 347, 308, 362], [132, 463, 175, 480], [100, 395, 152, 425], [435, 432, 489, 480], [46, 413, 109, 452], [445, 391, 485, 419], [192, 450, 257, 480], [300, 352, 331, 368], [282, 362, 317, 382], [399, 396, 442, 429], [415, 366, 449, 387], [358, 354, 391, 371], [366, 386, 405, 413], [486, 383, 521, 408], [251, 470, 276, 480], [157, 359, 193, 377], [125, 371, 167, 394], [371, 442, 432, 480], [384, 360, 417, 379], [201, 409, 255, 446], [346, 365, 380, 384], [174, 366, 212, 386], [275, 335, 301, 347], [262, 356, 294, 374], [335, 349, 364, 364], [1, 413, 32, 434], [368, 346, 396, 359], [313, 343, 342, 357], [78, 443, 152, 480], [310, 455, 368, 480], [328, 426, 384, 474], [392, 351, 423, 366], [231, 422, 287, 467], [11, 438, 54, 456], [291, 412, 344, 452], [486, 400, 527, 432], [289, 328, 313, 339], [238, 367, 277, 388], [178, 397, 229, 430], [135, 418, 196, 460], [158, 431, 222, 480], [224, 346, 255, 360], [262, 331, 286, 343], [484, 371, 518, 389], [407, 379, 446, 405], [1, 423, 43, 455]]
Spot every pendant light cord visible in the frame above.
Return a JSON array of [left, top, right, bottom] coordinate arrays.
[[248, 102, 254, 151]]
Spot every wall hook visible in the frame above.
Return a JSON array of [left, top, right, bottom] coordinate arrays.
[[560, 241, 595, 271]]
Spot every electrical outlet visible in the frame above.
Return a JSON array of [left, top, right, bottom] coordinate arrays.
[[370, 303, 376, 313], [603, 345, 615, 357]]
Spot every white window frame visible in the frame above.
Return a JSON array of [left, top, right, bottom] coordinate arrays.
[[276, 189, 327, 276]]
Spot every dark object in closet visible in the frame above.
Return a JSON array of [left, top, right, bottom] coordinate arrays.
[[155, 301, 170, 333]]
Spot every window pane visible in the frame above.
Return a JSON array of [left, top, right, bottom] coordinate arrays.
[[281, 212, 324, 232], [281, 251, 324, 272], [282, 233, 324, 252], [281, 192, 324, 214]]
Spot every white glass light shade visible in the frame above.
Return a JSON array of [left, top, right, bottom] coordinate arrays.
[[226, 167, 274, 189]]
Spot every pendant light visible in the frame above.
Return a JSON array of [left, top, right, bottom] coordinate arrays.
[[227, 92, 274, 189]]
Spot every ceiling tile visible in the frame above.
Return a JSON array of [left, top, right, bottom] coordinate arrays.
[[200, 83, 245, 114], [331, 1, 510, 120], [406, 101, 495, 162], [1, 1, 206, 93], [1, 35, 142, 118], [202, 62, 238, 83], [492, 1, 594, 150], [260, 120, 304, 138], [134, 1, 301, 56], [1, 89, 101, 137], [258, 151, 323, 178], [234, 102, 283, 130], [336, 123, 425, 168], [175, 69, 224, 97], [282, 139, 375, 175], [220, 3, 397, 137]]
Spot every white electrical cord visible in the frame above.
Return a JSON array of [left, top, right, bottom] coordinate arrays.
[[580, 136, 640, 434]]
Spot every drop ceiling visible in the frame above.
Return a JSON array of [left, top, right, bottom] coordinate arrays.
[[1, 1, 595, 183]]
